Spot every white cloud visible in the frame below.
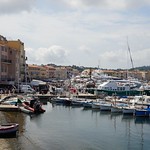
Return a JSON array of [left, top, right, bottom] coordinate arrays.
[[133, 48, 150, 67], [98, 47, 150, 69], [79, 45, 91, 54], [26, 45, 69, 65], [45, 0, 150, 10], [0, 0, 150, 69], [0, 0, 36, 14]]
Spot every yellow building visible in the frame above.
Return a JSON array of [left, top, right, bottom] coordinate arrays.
[[55, 67, 67, 80], [39, 66, 47, 79], [28, 64, 41, 80], [44, 65, 56, 79], [6, 40, 25, 82], [0, 36, 18, 84], [0, 35, 25, 83], [145, 71, 150, 81]]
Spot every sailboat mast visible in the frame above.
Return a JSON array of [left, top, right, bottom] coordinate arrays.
[[127, 38, 134, 69]]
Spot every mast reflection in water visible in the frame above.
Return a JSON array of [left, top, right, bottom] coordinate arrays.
[[3, 102, 150, 150]]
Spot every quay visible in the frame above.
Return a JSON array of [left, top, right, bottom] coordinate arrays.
[[36, 93, 97, 101], [0, 105, 19, 112]]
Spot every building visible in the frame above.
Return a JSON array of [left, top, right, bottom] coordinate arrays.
[[0, 35, 26, 84], [145, 71, 150, 81], [45, 65, 56, 79], [54, 67, 67, 80], [28, 64, 41, 80], [0, 37, 18, 84]]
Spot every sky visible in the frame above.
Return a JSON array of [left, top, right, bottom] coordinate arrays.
[[0, 0, 150, 69]]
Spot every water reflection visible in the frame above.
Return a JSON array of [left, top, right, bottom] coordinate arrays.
[[134, 117, 150, 124], [1, 103, 150, 150]]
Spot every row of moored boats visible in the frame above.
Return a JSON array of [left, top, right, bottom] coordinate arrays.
[[51, 95, 150, 117]]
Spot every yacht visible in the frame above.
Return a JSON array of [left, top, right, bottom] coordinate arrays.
[[97, 79, 141, 96]]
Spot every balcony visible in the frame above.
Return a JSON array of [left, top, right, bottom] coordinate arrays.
[[1, 59, 12, 64]]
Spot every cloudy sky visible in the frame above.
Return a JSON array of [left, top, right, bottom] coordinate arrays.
[[0, 0, 150, 69]]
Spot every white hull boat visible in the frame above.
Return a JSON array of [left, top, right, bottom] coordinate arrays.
[[100, 103, 112, 111], [92, 102, 100, 109], [111, 106, 123, 113], [122, 106, 135, 114]]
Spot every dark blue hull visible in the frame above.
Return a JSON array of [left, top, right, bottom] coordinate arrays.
[[135, 109, 150, 117]]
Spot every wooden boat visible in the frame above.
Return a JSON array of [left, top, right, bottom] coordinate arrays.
[[0, 123, 19, 136], [134, 104, 150, 117], [51, 97, 72, 105], [100, 103, 112, 111], [122, 106, 135, 115], [92, 100, 108, 109], [83, 101, 93, 108], [111, 103, 128, 113]]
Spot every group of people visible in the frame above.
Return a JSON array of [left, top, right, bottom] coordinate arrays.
[[0, 88, 16, 95]]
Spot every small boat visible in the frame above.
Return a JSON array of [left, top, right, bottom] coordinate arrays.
[[51, 97, 72, 105], [18, 98, 45, 114], [134, 104, 150, 117], [92, 100, 106, 109], [122, 106, 135, 115], [122, 101, 135, 115], [71, 98, 86, 107], [91, 102, 100, 109], [111, 103, 128, 113], [100, 103, 112, 111], [111, 105, 123, 113], [0, 123, 19, 136], [83, 101, 93, 108], [19, 106, 34, 114]]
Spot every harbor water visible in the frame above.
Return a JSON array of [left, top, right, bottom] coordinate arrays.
[[1, 102, 150, 150]]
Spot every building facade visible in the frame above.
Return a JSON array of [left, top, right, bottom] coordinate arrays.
[[0, 37, 18, 84], [0, 35, 25, 84]]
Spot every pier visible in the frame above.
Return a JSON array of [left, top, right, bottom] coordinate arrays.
[[0, 105, 19, 112]]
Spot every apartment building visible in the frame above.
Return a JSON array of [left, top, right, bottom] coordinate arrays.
[[0, 35, 25, 84], [39, 65, 47, 79], [54, 67, 68, 80], [0, 38, 18, 84], [28, 64, 41, 80], [145, 71, 150, 81], [27, 65, 79, 80], [45, 65, 56, 79], [6, 39, 25, 82]]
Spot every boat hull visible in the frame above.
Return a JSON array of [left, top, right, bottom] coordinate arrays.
[[123, 107, 135, 114], [92, 103, 100, 109], [100, 104, 112, 111], [111, 106, 123, 113], [0, 123, 19, 136], [134, 109, 150, 117], [97, 89, 141, 96]]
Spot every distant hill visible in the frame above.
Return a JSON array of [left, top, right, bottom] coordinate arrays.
[[46, 64, 150, 71], [132, 66, 150, 71]]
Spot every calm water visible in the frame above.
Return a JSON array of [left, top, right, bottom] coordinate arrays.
[[3, 102, 150, 150]]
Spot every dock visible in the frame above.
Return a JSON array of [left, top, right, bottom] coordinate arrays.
[[36, 93, 97, 102], [0, 105, 19, 112]]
